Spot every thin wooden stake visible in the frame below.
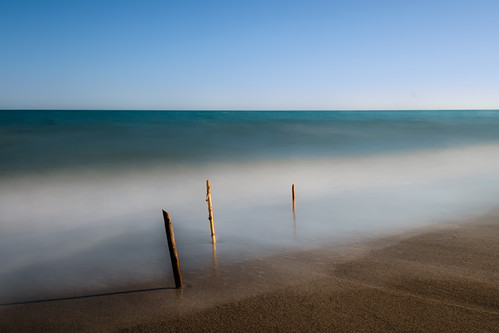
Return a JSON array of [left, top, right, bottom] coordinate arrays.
[[292, 184, 296, 213], [206, 180, 216, 244], [292, 184, 297, 237], [162, 210, 183, 289]]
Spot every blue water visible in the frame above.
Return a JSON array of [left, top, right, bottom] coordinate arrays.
[[2, 110, 499, 174], [2, 110, 499, 302]]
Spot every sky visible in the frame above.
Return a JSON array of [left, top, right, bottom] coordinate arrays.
[[1, 0, 498, 110]]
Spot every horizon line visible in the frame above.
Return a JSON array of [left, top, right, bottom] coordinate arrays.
[[1, 108, 499, 112]]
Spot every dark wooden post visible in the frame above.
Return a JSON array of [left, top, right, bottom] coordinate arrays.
[[292, 184, 296, 213], [162, 210, 183, 289]]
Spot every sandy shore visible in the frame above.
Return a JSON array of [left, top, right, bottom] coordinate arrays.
[[1, 213, 498, 332]]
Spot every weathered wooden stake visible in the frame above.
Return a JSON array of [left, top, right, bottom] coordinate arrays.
[[292, 184, 297, 237], [292, 184, 296, 213], [206, 180, 216, 244], [162, 210, 183, 289]]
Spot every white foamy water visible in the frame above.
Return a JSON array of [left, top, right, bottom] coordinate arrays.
[[2, 143, 499, 302]]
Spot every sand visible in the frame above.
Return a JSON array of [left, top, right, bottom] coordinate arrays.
[[1, 213, 498, 332]]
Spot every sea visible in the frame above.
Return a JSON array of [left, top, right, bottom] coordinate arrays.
[[1, 110, 499, 303]]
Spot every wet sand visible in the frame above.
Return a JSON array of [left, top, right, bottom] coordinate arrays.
[[1, 213, 498, 332]]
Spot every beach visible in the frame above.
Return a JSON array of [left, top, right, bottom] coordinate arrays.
[[1, 210, 498, 332], [3, 0, 499, 327], [2, 110, 499, 331], [3, 0, 499, 326]]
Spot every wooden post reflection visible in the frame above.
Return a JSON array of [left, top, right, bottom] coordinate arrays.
[[212, 242, 218, 278]]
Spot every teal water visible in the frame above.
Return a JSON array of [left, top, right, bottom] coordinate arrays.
[[2, 110, 499, 174], [1, 110, 499, 302]]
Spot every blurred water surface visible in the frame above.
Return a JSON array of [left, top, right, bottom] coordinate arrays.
[[1, 110, 499, 302]]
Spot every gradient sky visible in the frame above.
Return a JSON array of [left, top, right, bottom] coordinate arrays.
[[1, 0, 498, 110]]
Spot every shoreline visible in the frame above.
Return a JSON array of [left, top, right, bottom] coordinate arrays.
[[1, 212, 498, 332]]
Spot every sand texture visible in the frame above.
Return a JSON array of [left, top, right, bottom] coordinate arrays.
[[1, 215, 498, 332]]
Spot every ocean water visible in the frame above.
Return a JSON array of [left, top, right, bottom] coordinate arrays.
[[2, 110, 499, 302]]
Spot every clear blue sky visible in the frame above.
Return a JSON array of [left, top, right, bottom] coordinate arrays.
[[1, 0, 498, 110]]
